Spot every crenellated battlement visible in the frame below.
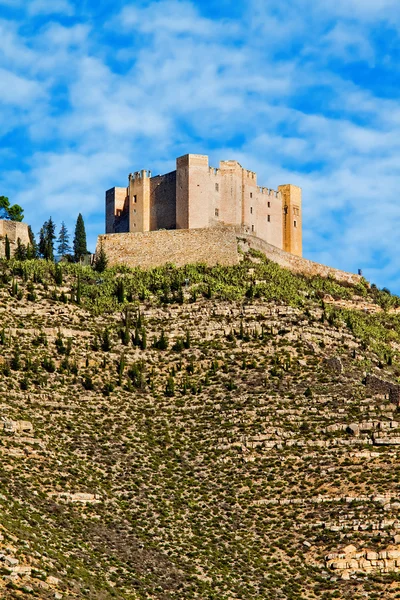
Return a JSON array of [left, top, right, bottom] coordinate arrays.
[[209, 167, 220, 176], [258, 186, 280, 197], [244, 169, 256, 180], [129, 169, 152, 182]]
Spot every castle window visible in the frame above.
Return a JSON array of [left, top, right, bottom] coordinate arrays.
[[250, 207, 253, 214], [250, 192, 253, 198], [215, 183, 219, 192], [268, 201, 270, 208], [267, 215, 270, 222], [294, 220, 297, 228], [133, 195, 137, 203], [215, 208, 219, 217], [251, 225, 254, 232]]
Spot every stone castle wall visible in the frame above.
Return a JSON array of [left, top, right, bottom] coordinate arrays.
[[237, 232, 361, 285], [97, 227, 240, 269], [106, 187, 128, 234], [150, 171, 176, 231], [0, 220, 30, 257], [97, 226, 362, 285]]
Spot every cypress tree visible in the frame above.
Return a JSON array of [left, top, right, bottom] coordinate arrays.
[[4, 235, 10, 260], [73, 213, 87, 262], [165, 376, 175, 397], [94, 241, 108, 272], [140, 328, 147, 350], [14, 238, 27, 261], [55, 264, 63, 285], [76, 274, 81, 305], [38, 227, 46, 258], [27, 226, 38, 258], [116, 279, 125, 303]]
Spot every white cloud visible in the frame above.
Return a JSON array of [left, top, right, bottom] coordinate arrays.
[[27, 0, 75, 16], [0, 67, 44, 106], [1, 0, 400, 288], [118, 0, 235, 37], [319, 0, 399, 20]]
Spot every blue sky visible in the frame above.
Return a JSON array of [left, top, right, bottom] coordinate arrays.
[[1, 0, 400, 290]]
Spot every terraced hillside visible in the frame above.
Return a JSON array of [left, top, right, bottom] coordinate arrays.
[[1, 254, 400, 599]]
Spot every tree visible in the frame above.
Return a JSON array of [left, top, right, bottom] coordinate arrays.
[[73, 213, 87, 262], [14, 238, 27, 261], [4, 235, 10, 260], [76, 274, 81, 304], [165, 376, 175, 397], [0, 196, 24, 222], [8, 204, 24, 222], [27, 226, 38, 259], [39, 218, 56, 261], [94, 241, 108, 273], [57, 221, 71, 257]]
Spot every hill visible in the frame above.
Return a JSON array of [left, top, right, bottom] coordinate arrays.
[[1, 253, 400, 599]]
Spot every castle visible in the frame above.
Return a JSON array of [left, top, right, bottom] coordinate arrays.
[[100, 153, 360, 284], [105, 154, 302, 257]]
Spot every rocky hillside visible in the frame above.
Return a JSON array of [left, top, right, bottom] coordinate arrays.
[[1, 253, 400, 599]]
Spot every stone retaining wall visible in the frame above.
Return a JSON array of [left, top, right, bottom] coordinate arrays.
[[97, 226, 363, 286], [326, 544, 400, 578], [237, 231, 362, 285], [97, 227, 239, 269]]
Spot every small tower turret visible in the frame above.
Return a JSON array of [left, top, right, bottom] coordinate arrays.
[[279, 184, 302, 257]]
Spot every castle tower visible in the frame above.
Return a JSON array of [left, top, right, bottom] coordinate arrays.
[[128, 170, 151, 233], [279, 184, 302, 256], [219, 160, 245, 228], [176, 154, 210, 230], [105, 187, 129, 234]]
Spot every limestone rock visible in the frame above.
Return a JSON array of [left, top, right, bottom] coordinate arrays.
[[1, 419, 33, 435], [324, 356, 343, 374]]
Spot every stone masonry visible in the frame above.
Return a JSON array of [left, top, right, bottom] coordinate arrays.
[[97, 226, 362, 285], [326, 544, 400, 579], [98, 227, 240, 270], [105, 154, 302, 257], [0, 220, 30, 257]]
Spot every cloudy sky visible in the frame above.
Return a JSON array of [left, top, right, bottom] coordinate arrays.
[[1, 0, 399, 289]]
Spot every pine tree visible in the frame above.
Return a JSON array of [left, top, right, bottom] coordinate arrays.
[[39, 218, 56, 261], [45, 217, 56, 261], [73, 213, 87, 262], [0, 196, 23, 222], [57, 221, 71, 257]]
